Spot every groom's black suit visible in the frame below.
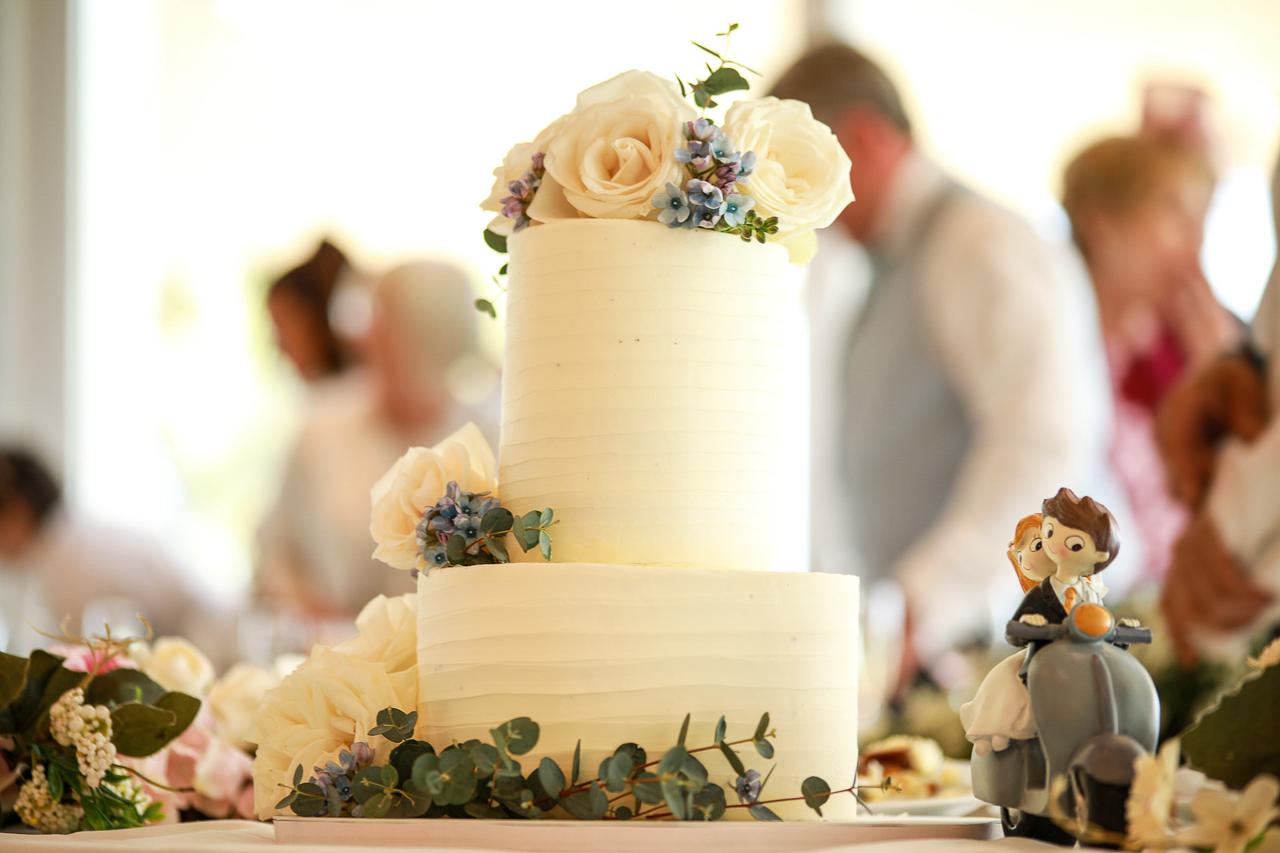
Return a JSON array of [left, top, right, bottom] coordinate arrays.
[[1008, 578, 1068, 645]]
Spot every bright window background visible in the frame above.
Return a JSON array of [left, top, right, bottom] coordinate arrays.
[[71, 0, 807, 594], [831, 0, 1280, 318]]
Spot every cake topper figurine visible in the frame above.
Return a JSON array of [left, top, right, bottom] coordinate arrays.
[[969, 488, 1160, 847]]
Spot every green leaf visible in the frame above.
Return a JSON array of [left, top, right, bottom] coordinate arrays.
[[702, 67, 750, 97], [498, 263, 508, 276], [387, 781, 432, 818], [436, 749, 477, 805], [291, 782, 327, 817], [749, 803, 782, 821], [0, 651, 29, 709], [482, 229, 508, 254], [537, 757, 565, 797], [293, 764, 305, 787], [754, 712, 770, 741], [481, 506, 514, 535], [713, 715, 726, 745], [754, 738, 774, 760], [539, 507, 554, 526], [758, 764, 776, 797], [631, 771, 663, 804], [1183, 665, 1280, 788], [718, 741, 745, 776], [487, 536, 511, 564], [660, 777, 689, 820], [571, 739, 582, 785], [352, 765, 397, 804], [677, 712, 691, 747], [412, 752, 441, 793], [675, 74, 687, 97], [464, 800, 508, 819], [363, 791, 392, 818], [390, 739, 435, 784], [538, 530, 552, 561], [691, 783, 726, 821], [614, 804, 633, 820], [468, 741, 499, 776], [446, 533, 466, 564], [614, 742, 647, 767], [801, 776, 832, 816], [491, 717, 540, 756], [561, 784, 609, 819], [658, 745, 690, 776], [690, 40, 722, 60], [474, 298, 497, 319], [274, 790, 297, 810], [110, 702, 177, 757], [605, 753, 633, 793]]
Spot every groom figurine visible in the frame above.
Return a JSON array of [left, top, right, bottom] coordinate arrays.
[[1011, 488, 1121, 634]]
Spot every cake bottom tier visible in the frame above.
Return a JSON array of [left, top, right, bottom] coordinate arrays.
[[415, 563, 860, 820]]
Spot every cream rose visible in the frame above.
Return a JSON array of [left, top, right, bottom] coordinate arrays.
[[250, 647, 416, 819], [134, 637, 215, 697], [480, 115, 568, 236], [369, 422, 497, 571], [207, 663, 279, 749], [723, 97, 853, 237], [538, 70, 695, 220], [334, 594, 417, 686]]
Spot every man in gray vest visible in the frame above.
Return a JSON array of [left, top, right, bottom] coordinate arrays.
[[773, 45, 1124, 692]]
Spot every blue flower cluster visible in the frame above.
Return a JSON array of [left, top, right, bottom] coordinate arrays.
[[415, 481, 500, 569], [310, 743, 375, 815], [652, 118, 757, 230], [500, 152, 546, 232]]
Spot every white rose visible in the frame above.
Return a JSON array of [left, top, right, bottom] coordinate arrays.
[[335, 594, 417, 684], [369, 422, 497, 571], [480, 115, 569, 236], [135, 636, 215, 696], [207, 663, 279, 749], [539, 70, 695, 220], [723, 97, 854, 235], [250, 646, 416, 819]]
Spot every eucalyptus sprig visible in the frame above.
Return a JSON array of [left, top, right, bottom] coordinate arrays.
[[676, 23, 760, 111], [279, 708, 872, 823]]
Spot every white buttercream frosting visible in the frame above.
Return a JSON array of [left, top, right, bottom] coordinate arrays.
[[416, 562, 860, 820], [499, 219, 799, 570]]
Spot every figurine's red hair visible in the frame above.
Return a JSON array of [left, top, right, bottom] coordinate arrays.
[[1008, 513, 1043, 593]]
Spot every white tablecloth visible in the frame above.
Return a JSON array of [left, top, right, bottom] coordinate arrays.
[[0, 821, 1076, 853]]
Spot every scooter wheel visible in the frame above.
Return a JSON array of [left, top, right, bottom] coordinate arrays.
[[1001, 807, 1077, 846]]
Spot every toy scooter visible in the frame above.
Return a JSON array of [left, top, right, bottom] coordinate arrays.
[[971, 602, 1159, 846]]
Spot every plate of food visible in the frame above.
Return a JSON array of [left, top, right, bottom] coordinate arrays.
[[857, 736, 985, 817]]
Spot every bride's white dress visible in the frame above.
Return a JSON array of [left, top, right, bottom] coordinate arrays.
[[959, 649, 1036, 754]]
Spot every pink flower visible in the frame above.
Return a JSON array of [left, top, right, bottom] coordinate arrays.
[[47, 644, 136, 675], [121, 708, 253, 822]]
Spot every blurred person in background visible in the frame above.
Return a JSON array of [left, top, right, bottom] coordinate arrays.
[[266, 238, 359, 384], [1159, 147, 1280, 666], [1062, 135, 1240, 581], [771, 44, 1125, 703], [0, 447, 221, 655], [254, 260, 497, 624]]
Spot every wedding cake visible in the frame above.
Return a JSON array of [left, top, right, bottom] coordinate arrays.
[[416, 219, 862, 819]]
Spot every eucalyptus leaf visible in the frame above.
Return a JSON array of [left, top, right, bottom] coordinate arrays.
[[571, 739, 582, 785], [677, 712, 691, 747], [631, 771, 663, 805], [605, 753, 633, 793], [719, 741, 746, 776], [691, 782, 726, 821], [352, 765, 397, 804], [493, 717, 539, 756], [411, 752, 439, 791], [614, 804, 633, 820], [474, 298, 497, 319], [538, 530, 552, 561], [481, 506, 514, 535], [660, 777, 689, 820], [362, 791, 392, 818], [464, 800, 508, 819], [754, 712, 770, 741], [562, 784, 608, 819], [483, 229, 508, 254], [713, 715, 726, 745], [387, 782, 432, 818], [446, 534, 466, 564], [487, 537, 510, 564], [539, 507, 554, 526], [801, 776, 832, 816], [390, 739, 435, 783], [754, 738, 774, 760], [291, 782, 328, 817], [749, 803, 782, 821], [657, 745, 690, 776], [436, 749, 477, 805], [537, 756, 565, 797], [468, 742, 499, 776]]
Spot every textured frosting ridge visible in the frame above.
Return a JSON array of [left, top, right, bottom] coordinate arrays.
[[499, 220, 799, 571], [416, 563, 860, 820]]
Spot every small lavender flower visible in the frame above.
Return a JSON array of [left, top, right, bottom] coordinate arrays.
[[457, 490, 490, 515], [675, 141, 708, 164], [687, 179, 724, 211], [423, 543, 449, 569], [737, 151, 757, 180], [652, 183, 691, 227], [721, 194, 755, 228], [709, 137, 741, 164], [734, 769, 763, 804], [351, 742, 374, 768], [530, 151, 545, 171], [686, 118, 721, 143], [333, 775, 352, 800]]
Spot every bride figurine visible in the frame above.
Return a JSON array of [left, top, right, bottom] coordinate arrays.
[[961, 488, 1122, 756], [959, 513, 1055, 755]]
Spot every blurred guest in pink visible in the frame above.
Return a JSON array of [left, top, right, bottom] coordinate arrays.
[[1062, 135, 1240, 578]]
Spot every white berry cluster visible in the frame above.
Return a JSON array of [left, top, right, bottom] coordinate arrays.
[[106, 771, 150, 817], [15, 763, 84, 834], [50, 687, 116, 790]]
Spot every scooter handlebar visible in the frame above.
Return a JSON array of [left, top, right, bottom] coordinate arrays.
[[1005, 620, 1064, 644]]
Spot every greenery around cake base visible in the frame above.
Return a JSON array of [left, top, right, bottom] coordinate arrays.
[[273, 707, 874, 821]]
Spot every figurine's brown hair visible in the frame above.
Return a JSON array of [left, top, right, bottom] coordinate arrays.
[[1007, 513, 1043, 593], [1041, 488, 1120, 572]]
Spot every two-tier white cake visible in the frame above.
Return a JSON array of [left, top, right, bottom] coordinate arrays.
[[416, 219, 861, 819]]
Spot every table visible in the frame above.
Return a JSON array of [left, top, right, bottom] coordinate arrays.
[[0, 821, 1087, 852]]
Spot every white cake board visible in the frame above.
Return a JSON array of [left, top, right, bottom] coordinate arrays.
[[273, 815, 1001, 850]]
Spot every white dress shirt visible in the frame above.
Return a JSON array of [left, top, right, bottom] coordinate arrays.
[[811, 151, 1134, 664]]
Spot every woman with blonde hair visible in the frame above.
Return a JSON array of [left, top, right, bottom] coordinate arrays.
[[1062, 134, 1239, 580]]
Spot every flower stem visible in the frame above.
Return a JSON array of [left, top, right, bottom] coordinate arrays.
[[114, 764, 195, 794]]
